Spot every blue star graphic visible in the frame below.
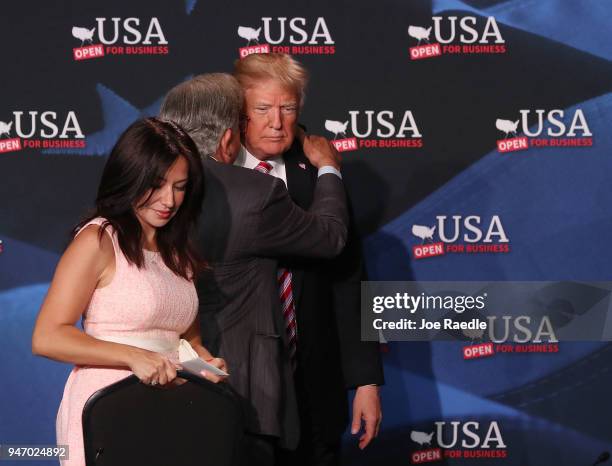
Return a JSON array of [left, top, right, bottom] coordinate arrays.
[[42, 80, 189, 157], [432, 0, 612, 61], [185, 0, 197, 14]]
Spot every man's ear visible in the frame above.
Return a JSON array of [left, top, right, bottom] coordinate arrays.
[[216, 128, 234, 164]]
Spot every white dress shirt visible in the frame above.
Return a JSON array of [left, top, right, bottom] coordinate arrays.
[[235, 145, 342, 186]]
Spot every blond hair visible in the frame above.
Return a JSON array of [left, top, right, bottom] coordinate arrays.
[[234, 53, 309, 105]]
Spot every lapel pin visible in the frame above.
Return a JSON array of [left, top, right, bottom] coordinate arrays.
[[298, 163, 306, 170]]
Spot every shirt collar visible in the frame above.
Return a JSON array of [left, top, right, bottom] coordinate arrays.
[[236, 145, 285, 171]]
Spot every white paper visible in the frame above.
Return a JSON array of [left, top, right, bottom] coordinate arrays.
[[178, 339, 229, 377]]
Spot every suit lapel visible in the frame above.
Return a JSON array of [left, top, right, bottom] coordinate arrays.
[[284, 142, 315, 209], [283, 141, 316, 314]]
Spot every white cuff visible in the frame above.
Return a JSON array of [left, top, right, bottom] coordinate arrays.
[[318, 166, 342, 179]]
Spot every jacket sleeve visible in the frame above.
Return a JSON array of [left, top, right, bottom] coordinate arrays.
[[332, 194, 385, 388], [252, 173, 349, 258]]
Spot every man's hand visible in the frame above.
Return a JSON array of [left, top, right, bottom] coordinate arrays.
[[297, 127, 341, 171], [351, 385, 382, 450]]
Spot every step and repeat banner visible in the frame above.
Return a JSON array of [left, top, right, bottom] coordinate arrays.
[[1, 0, 611, 464]]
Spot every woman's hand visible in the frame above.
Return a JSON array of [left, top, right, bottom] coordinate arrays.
[[126, 347, 177, 386], [200, 357, 228, 383], [192, 344, 228, 383]]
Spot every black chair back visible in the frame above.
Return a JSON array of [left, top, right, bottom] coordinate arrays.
[[83, 370, 244, 466]]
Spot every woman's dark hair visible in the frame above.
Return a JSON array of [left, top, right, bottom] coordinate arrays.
[[76, 117, 204, 279]]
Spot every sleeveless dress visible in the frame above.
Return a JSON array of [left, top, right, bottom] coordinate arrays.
[[55, 217, 198, 466]]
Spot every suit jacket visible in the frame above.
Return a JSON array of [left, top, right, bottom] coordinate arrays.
[[282, 141, 385, 443], [196, 158, 349, 449]]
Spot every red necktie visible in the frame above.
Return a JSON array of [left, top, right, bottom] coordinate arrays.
[[254, 161, 298, 367]]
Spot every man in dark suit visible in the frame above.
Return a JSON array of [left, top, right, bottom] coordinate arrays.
[[159, 73, 350, 464], [234, 54, 384, 465]]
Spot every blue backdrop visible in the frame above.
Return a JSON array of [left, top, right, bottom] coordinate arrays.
[[1, 0, 611, 464]]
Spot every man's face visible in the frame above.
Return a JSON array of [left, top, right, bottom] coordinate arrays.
[[242, 79, 299, 160]]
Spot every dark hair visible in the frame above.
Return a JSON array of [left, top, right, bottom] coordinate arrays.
[[76, 117, 204, 279]]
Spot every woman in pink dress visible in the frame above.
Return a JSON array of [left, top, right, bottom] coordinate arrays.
[[32, 117, 227, 466]]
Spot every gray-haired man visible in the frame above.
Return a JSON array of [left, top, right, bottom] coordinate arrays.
[[160, 74, 348, 464]]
